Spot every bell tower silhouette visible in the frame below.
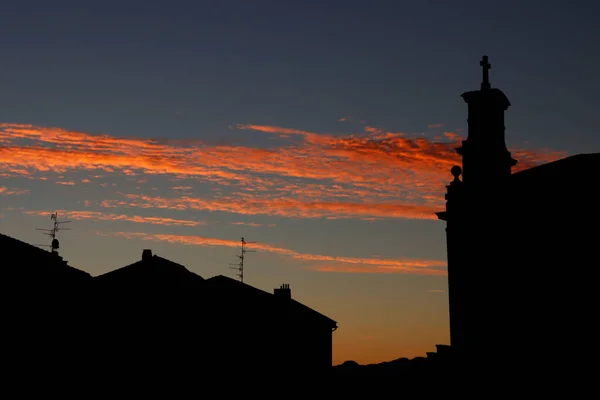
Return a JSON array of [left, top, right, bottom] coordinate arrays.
[[457, 55, 517, 186], [437, 56, 517, 361]]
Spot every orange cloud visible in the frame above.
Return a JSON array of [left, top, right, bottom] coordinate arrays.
[[97, 231, 447, 275], [0, 187, 30, 196], [230, 221, 275, 227], [23, 210, 205, 227], [311, 265, 443, 275], [0, 122, 566, 221], [97, 193, 438, 220]]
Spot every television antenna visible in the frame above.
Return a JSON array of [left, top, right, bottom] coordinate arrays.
[[228, 237, 256, 283], [35, 211, 71, 254]]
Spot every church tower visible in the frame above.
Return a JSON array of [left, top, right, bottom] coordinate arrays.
[[437, 56, 517, 361], [457, 55, 517, 185]]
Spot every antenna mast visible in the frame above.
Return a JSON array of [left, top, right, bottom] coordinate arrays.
[[228, 237, 256, 283], [35, 211, 72, 254]]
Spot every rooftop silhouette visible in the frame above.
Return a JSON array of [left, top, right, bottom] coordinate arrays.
[[4, 242, 337, 382]]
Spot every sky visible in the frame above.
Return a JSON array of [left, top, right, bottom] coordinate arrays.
[[1, 0, 599, 365]]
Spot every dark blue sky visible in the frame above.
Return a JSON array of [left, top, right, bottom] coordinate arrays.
[[1, 0, 599, 151]]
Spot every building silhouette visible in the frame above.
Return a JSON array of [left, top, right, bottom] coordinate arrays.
[[435, 56, 600, 381], [92, 249, 337, 377], [3, 236, 337, 380], [2, 233, 93, 382]]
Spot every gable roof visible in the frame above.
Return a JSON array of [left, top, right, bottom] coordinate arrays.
[[93, 254, 337, 330], [0, 232, 91, 282], [94, 253, 205, 289]]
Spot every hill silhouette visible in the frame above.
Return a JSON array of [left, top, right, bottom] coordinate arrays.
[[332, 356, 431, 376]]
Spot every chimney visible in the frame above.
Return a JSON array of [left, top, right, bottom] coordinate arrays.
[[142, 249, 153, 261], [274, 283, 291, 299]]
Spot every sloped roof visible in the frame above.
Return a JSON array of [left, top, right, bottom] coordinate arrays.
[[93, 254, 336, 329], [204, 275, 272, 297], [94, 253, 205, 288], [511, 153, 600, 185], [205, 275, 338, 329], [288, 296, 338, 329], [0, 232, 91, 282], [507, 153, 600, 205]]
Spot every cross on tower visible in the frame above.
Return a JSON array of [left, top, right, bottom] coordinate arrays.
[[480, 55, 491, 90]]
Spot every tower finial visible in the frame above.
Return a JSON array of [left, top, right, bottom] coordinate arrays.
[[480, 55, 491, 90]]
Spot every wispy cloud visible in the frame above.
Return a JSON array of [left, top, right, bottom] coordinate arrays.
[[96, 194, 439, 220], [0, 122, 566, 221], [97, 231, 448, 275], [0, 186, 30, 196], [23, 210, 205, 227], [230, 221, 276, 227]]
